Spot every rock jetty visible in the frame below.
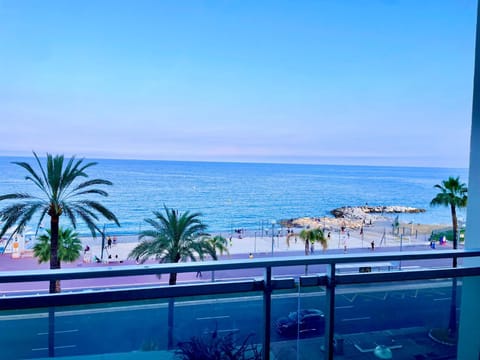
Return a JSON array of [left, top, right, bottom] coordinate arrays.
[[331, 206, 425, 220], [280, 205, 426, 231]]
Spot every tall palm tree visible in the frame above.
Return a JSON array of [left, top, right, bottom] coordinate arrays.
[[34, 227, 82, 264], [129, 206, 215, 350], [299, 228, 327, 256], [430, 176, 467, 339], [430, 176, 468, 263], [0, 152, 120, 293], [129, 206, 216, 285]]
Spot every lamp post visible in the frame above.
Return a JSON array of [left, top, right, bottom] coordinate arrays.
[[254, 231, 257, 254], [271, 220, 276, 256], [399, 234, 403, 270]]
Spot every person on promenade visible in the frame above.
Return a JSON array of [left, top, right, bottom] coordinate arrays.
[[107, 237, 112, 248], [371, 240, 375, 251]]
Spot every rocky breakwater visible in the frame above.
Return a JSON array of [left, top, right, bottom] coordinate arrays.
[[331, 205, 425, 220], [281, 205, 426, 231]]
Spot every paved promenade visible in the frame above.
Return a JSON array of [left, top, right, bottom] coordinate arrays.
[[0, 223, 455, 295]]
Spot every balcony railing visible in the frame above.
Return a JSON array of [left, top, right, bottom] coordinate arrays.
[[1, 249, 479, 359]]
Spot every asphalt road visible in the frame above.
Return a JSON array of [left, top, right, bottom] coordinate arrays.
[[0, 279, 457, 359]]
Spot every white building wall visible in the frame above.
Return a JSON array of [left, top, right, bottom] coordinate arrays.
[[457, 2, 480, 358]]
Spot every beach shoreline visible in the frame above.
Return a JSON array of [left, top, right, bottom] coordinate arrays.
[[75, 219, 449, 264]]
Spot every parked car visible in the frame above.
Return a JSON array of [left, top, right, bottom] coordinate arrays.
[[276, 308, 325, 337]]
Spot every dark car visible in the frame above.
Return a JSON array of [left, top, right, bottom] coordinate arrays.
[[275, 308, 325, 337]]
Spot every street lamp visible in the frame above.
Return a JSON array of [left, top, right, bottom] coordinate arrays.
[[271, 220, 276, 256]]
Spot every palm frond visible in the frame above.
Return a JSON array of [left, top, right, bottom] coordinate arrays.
[[0, 193, 34, 202], [77, 200, 119, 225], [74, 189, 110, 197], [32, 151, 51, 195], [72, 179, 113, 192]]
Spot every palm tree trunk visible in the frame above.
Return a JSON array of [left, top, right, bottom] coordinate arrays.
[[167, 273, 177, 348], [167, 298, 175, 349], [449, 205, 458, 336], [49, 215, 61, 294], [48, 307, 55, 357]]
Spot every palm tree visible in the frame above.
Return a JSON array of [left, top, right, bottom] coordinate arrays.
[[430, 176, 467, 340], [207, 235, 229, 281], [34, 227, 82, 264], [208, 235, 229, 257], [0, 152, 120, 293], [430, 176, 468, 259], [299, 228, 327, 256], [129, 206, 216, 285], [129, 206, 215, 350]]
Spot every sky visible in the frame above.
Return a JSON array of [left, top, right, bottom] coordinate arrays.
[[0, 0, 476, 168]]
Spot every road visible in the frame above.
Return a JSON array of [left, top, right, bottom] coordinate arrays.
[[0, 279, 458, 359]]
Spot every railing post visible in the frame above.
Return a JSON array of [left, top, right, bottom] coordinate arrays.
[[263, 266, 272, 360], [48, 306, 55, 357], [324, 263, 336, 360]]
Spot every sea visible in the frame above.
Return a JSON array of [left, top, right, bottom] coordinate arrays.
[[0, 157, 469, 237]]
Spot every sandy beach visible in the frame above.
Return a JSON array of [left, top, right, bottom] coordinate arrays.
[[76, 219, 450, 265]]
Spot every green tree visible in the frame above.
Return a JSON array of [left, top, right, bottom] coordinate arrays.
[[208, 235, 229, 257], [207, 235, 229, 282], [34, 227, 82, 264], [430, 176, 468, 256], [129, 206, 216, 285], [0, 152, 120, 293], [129, 206, 216, 350], [299, 228, 327, 256], [430, 176, 467, 339]]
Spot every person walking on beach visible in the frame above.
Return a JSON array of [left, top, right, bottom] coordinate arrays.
[[371, 240, 375, 251]]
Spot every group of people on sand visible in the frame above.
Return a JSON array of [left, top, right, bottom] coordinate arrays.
[[83, 236, 121, 264]]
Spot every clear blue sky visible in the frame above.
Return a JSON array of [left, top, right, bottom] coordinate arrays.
[[0, 0, 476, 167]]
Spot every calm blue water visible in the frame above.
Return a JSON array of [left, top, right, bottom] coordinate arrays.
[[0, 157, 468, 236]]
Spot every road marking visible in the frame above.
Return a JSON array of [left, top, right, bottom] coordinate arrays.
[[341, 316, 370, 322], [32, 345, 76, 351], [433, 297, 450, 301], [197, 315, 230, 320], [37, 329, 79, 336], [342, 294, 357, 303], [204, 328, 239, 334], [335, 306, 354, 309]]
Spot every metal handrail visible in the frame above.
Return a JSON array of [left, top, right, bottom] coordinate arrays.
[[1, 249, 479, 360], [0, 249, 479, 283]]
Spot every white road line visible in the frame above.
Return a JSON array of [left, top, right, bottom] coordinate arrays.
[[433, 297, 450, 301], [37, 329, 79, 336], [32, 345, 76, 351], [204, 328, 239, 334], [341, 316, 370, 322], [196, 315, 230, 320]]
